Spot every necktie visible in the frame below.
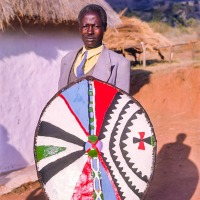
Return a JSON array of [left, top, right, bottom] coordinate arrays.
[[76, 51, 88, 78]]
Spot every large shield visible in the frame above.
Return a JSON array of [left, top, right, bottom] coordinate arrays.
[[34, 76, 157, 200]]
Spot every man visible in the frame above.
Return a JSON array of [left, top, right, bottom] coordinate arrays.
[[58, 4, 130, 93]]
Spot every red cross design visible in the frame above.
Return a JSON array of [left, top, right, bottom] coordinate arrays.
[[138, 132, 145, 150]]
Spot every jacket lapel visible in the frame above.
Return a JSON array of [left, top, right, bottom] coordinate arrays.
[[92, 46, 112, 82], [65, 48, 82, 84], [65, 46, 112, 84]]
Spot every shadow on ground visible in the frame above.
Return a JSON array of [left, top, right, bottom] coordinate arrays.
[[145, 133, 199, 200], [130, 69, 152, 95], [0, 125, 28, 182], [26, 186, 47, 200]]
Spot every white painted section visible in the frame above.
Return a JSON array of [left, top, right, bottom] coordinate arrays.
[[41, 96, 88, 142], [0, 26, 83, 173], [45, 155, 88, 200]]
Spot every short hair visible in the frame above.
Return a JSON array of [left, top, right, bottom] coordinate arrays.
[[78, 4, 107, 30]]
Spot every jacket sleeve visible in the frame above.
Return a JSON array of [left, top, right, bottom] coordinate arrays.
[[58, 56, 67, 91], [58, 50, 76, 91], [116, 57, 130, 94]]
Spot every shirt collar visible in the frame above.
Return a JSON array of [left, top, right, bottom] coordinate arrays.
[[81, 45, 103, 59]]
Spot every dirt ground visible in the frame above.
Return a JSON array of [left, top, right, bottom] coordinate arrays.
[[132, 62, 200, 200], [1, 61, 200, 200]]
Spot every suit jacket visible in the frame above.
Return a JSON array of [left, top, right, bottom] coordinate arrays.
[[58, 45, 130, 93]]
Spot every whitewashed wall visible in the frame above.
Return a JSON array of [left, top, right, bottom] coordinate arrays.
[[0, 26, 82, 173]]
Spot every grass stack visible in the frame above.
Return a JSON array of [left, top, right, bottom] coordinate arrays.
[[104, 14, 171, 61]]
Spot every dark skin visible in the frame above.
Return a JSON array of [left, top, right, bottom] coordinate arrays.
[[79, 11, 106, 50]]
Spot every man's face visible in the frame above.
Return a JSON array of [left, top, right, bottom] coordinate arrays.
[[79, 11, 105, 50]]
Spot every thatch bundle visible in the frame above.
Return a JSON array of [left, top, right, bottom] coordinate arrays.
[[0, 0, 121, 30], [103, 15, 171, 59], [0, 0, 15, 29]]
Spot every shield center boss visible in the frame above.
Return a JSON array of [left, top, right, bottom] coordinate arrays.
[[85, 135, 103, 157], [34, 77, 157, 200]]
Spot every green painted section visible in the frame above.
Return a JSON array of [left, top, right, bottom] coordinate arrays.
[[90, 118, 94, 123], [93, 191, 104, 200], [89, 107, 93, 112], [151, 136, 156, 147], [88, 91, 93, 96], [93, 192, 97, 199], [98, 171, 102, 178], [88, 149, 98, 158], [36, 145, 66, 162], [88, 135, 98, 143], [100, 192, 104, 200], [92, 171, 95, 178], [90, 125, 95, 130]]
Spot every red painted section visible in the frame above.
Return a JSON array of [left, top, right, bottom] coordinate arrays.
[[138, 132, 145, 150], [139, 132, 145, 139], [138, 141, 145, 150], [71, 158, 94, 200], [94, 80, 118, 136]]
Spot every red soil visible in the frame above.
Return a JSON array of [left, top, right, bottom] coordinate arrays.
[[132, 64, 200, 200], [132, 65, 200, 118]]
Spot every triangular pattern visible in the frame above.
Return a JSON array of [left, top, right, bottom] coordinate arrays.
[[120, 110, 149, 183], [100, 93, 143, 199], [71, 158, 94, 200], [36, 145, 66, 162], [108, 102, 144, 198], [122, 109, 155, 180]]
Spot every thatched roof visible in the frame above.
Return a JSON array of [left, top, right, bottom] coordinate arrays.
[[103, 15, 171, 54], [0, 0, 121, 30]]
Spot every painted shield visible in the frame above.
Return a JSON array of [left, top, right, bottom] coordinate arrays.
[[34, 76, 157, 200]]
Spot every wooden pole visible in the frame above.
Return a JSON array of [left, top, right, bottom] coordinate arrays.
[[139, 54, 141, 65]]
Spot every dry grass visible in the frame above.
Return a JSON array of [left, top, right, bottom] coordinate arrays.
[[9, 181, 40, 194], [105, 18, 200, 64], [0, 0, 121, 30], [149, 20, 200, 63], [149, 21, 200, 44], [0, 0, 15, 30], [104, 15, 171, 56]]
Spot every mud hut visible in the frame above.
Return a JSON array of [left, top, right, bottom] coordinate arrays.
[[0, 0, 120, 173], [0, 0, 121, 30]]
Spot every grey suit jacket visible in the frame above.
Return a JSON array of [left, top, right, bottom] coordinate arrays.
[[58, 46, 130, 93]]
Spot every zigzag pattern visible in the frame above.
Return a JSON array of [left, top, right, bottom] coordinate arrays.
[[109, 103, 144, 198], [99, 93, 124, 140], [100, 93, 146, 199], [109, 101, 134, 199], [120, 109, 148, 183], [100, 93, 135, 199], [122, 107, 155, 181]]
